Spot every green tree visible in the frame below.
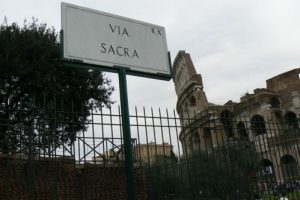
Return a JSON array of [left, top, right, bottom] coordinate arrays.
[[186, 142, 260, 199], [146, 155, 182, 200], [0, 19, 114, 155], [147, 142, 260, 200]]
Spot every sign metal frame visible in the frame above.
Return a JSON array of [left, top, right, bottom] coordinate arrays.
[[61, 2, 172, 80]]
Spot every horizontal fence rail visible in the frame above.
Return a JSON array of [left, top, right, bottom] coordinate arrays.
[[1, 96, 300, 200]]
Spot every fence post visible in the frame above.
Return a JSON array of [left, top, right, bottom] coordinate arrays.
[[118, 67, 136, 200]]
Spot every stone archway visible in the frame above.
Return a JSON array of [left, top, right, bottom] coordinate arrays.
[[281, 155, 299, 179], [189, 96, 196, 107], [237, 121, 248, 140], [220, 110, 234, 138], [285, 111, 298, 130], [251, 115, 267, 136]]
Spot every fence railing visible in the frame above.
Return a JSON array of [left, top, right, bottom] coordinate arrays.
[[1, 97, 300, 199]]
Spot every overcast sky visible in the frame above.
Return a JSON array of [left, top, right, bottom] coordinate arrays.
[[2, 0, 300, 113]]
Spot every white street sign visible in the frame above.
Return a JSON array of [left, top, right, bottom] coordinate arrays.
[[61, 3, 170, 75]]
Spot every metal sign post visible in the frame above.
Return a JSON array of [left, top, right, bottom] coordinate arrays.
[[118, 67, 136, 200]]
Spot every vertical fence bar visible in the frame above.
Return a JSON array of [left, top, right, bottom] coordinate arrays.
[[143, 107, 151, 166], [28, 99, 35, 200], [134, 107, 142, 167], [91, 107, 96, 164], [100, 107, 105, 165]]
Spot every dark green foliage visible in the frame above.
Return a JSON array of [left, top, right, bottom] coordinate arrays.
[[0, 19, 114, 154], [146, 155, 181, 200], [147, 142, 260, 200], [186, 142, 260, 199]]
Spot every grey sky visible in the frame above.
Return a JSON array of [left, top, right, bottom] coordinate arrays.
[[2, 0, 300, 112]]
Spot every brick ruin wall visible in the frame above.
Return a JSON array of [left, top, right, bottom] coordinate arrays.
[[0, 156, 149, 200]]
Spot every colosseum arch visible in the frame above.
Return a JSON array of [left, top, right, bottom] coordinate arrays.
[[189, 95, 196, 107], [191, 130, 200, 151], [250, 115, 267, 136], [285, 111, 298, 130], [270, 97, 280, 109], [237, 121, 248, 140], [281, 155, 299, 179], [220, 110, 234, 138]]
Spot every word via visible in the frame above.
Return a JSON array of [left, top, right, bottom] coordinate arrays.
[[109, 24, 129, 37], [100, 43, 139, 59]]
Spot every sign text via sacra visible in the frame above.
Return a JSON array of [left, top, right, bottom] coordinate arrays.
[[100, 24, 139, 59], [100, 24, 163, 60]]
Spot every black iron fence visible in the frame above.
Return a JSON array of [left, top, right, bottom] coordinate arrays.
[[1, 97, 300, 200]]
